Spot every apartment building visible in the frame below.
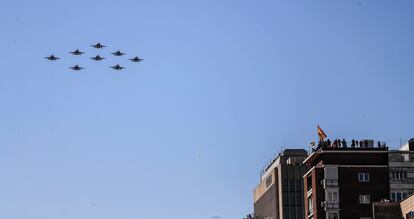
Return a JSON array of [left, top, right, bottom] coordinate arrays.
[[303, 146, 390, 219], [389, 139, 414, 202], [254, 149, 309, 219]]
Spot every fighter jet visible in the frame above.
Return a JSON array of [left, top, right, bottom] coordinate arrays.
[[90, 55, 105, 61], [69, 65, 84, 70], [70, 49, 84, 55], [91, 43, 106, 49], [110, 64, 125, 70], [129, 56, 144, 62], [45, 55, 59, 60], [111, 50, 125, 56]]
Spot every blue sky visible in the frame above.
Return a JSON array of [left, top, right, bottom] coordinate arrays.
[[0, 0, 413, 218]]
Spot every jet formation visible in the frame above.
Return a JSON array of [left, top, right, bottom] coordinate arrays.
[[45, 42, 143, 71]]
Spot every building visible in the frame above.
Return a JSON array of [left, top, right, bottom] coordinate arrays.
[[389, 139, 414, 202], [303, 145, 390, 219], [372, 201, 403, 219], [253, 149, 309, 219], [400, 194, 414, 219]]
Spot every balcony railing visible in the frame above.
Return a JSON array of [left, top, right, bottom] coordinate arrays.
[[321, 201, 340, 211], [321, 179, 338, 188], [326, 203, 339, 209]]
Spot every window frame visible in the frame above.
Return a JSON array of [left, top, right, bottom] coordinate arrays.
[[327, 190, 339, 203], [359, 195, 370, 204], [327, 211, 339, 219], [391, 191, 409, 202], [392, 171, 407, 180], [358, 173, 369, 182]]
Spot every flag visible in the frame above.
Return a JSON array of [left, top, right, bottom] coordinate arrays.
[[317, 125, 327, 141]]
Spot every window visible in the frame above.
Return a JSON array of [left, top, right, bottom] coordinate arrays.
[[327, 191, 339, 203], [308, 196, 313, 213], [391, 191, 409, 202], [265, 174, 273, 188], [325, 167, 338, 180], [358, 173, 369, 182], [327, 212, 339, 219], [359, 195, 370, 204], [392, 171, 407, 180], [406, 211, 414, 219], [307, 175, 313, 192]]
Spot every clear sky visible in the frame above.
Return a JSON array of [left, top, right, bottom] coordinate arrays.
[[0, 0, 413, 218]]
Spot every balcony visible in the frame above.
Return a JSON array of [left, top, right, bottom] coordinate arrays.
[[321, 179, 338, 188], [321, 201, 340, 211]]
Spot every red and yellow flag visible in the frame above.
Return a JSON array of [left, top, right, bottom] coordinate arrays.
[[317, 125, 327, 141]]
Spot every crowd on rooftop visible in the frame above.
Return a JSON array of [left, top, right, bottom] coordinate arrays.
[[312, 138, 387, 152]]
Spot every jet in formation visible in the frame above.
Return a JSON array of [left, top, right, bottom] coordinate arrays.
[[91, 43, 106, 49], [129, 56, 143, 62], [69, 65, 83, 70], [70, 49, 84, 55], [45, 55, 59, 60], [90, 55, 105, 61], [111, 50, 126, 56], [70, 49, 84, 56], [110, 64, 125, 70]]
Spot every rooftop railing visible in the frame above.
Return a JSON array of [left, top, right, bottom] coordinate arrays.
[[311, 139, 389, 152]]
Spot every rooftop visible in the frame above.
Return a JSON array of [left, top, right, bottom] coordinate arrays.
[[303, 145, 389, 165], [260, 148, 307, 180]]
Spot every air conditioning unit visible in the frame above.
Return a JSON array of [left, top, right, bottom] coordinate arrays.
[[321, 201, 325, 207]]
